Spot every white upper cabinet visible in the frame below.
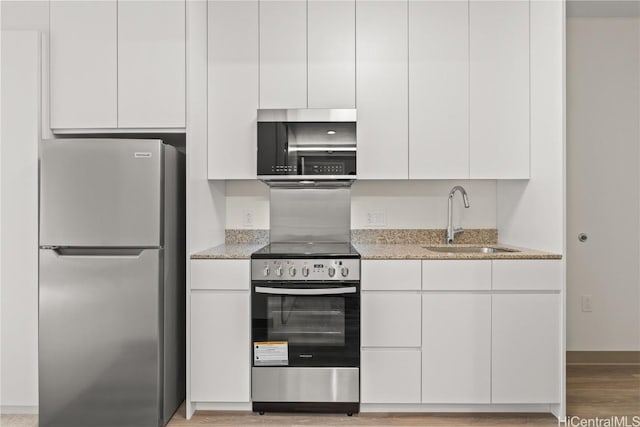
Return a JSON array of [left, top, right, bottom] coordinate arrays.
[[50, 0, 118, 129], [259, 0, 307, 109], [409, 0, 469, 179], [307, 0, 356, 108], [356, 0, 408, 179], [50, 0, 186, 130], [118, 0, 185, 128], [208, 0, 258, 179], [469, 0, 530, 178]]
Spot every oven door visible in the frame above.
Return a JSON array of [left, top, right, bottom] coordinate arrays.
[[252, 282, 360, 368]]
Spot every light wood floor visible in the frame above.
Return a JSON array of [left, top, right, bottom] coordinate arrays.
[[3, 365, 638, 427]]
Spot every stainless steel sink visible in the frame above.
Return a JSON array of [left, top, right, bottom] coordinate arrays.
[[423, 246, 519, 254]]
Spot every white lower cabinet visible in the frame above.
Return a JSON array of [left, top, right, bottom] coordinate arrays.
[[422, 260, 491, 291], [422, 294, 491, 403], [361, 350, 421, 404], [492, 293, 560, 403], [492, 260, 563, 291], [190, 292, 250, 402], [361, 293, 421, 347], [362, 260, 421, 291]]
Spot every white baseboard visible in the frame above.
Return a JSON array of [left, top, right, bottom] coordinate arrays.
[[361, 403, 554, 414], [0, 406, 38, 415], [192, 402, 252, 412]]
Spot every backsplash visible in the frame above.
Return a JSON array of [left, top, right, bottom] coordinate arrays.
[[225, 180, 497, 229], [350, 228, 497, 245], [225, 229, 269, 245], [224, 228, 497, 245]]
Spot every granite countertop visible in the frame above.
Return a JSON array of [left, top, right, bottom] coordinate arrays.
[[190, 242, 561, 260], [190, 243, 265, 259], [352, 243, 562, 260]]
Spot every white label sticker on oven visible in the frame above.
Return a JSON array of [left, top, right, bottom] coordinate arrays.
[[254, 341, 288, 366]]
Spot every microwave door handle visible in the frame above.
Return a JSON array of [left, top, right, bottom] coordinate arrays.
[[254, 286, 357, 295], [301, 156, 305, 175]]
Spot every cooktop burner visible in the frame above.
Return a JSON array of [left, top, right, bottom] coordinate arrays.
[[251, 242, 360, 259]]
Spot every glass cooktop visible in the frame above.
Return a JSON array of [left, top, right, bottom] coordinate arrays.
[[251, 242, 360, 259]]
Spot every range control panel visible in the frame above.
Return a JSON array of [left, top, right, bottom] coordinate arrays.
[[251, 258, 360, 281]]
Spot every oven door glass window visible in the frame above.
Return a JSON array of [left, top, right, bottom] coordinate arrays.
[[267, 295, 345, 346]]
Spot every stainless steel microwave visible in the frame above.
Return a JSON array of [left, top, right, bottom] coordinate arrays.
[[257, 109, 356, 184]]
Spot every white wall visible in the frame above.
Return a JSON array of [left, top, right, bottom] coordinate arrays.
[[186, 0, 225, 254], [225, 180, 497, 230], [1, 1, 50, 413], [0, 31, 41, 413], [566, 14, 640, 351], [496, 0, 564, 254], [1, 0, 52, 140]]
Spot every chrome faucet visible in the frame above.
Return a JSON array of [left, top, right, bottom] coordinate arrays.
[[446, 186, 470, 244]]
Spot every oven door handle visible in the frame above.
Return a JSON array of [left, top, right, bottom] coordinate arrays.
[[254, 286, 357, 295]]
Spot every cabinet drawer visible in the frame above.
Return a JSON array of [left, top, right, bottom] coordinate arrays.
[[190, 259, 250, 290], [422, 260, 491, 290], [362, 293, 421, 347], [362, 260, 421, 291], [361, 349, 421, 403], [492, 260, 562, 291]]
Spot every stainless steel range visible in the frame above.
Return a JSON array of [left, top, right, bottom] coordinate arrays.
[[250, 242, 361, 415]]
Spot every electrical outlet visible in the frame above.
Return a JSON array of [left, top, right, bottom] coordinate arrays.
[[243, 210, 254, 227], [581, 295, 593, 312], [366, 210, 386, 227]]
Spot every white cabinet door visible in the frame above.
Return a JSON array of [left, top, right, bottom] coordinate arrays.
[[118, 0, 185, 128], [190, 259, 250, 291], [422, 260, 491, 291], [422, 294, 491, 403], [208, 0, 258, 179], [307, 0, 355, 108], [356, 0, 408, 179], [362, 293, 421, 347], [190, 292, 250, 402], [50, 0, 117, 129], [362, 260, 421, 291], [492, 260, 563, 291], [492, 294, 560, 403], [409, 0, 469, 179], [361, 349, 421, 403], [259, 0, 307, 108], [469, 0, 529, 178]]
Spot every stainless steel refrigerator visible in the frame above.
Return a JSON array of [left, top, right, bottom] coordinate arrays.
[[38, 138, 185, 427]]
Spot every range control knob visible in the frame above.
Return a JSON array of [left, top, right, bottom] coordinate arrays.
[[263, 266, 270, 277], [328, 266, 336, 278], [301, 266, 310, 277], [275, 266, 283, 277], [289, 266, 296, 277], [341, 266, 349, 277]]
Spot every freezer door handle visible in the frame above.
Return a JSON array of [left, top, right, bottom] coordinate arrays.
[[43, 247, 148, 257]]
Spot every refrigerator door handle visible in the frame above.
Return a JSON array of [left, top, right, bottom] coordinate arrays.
[[44, 248, 149, 258]]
